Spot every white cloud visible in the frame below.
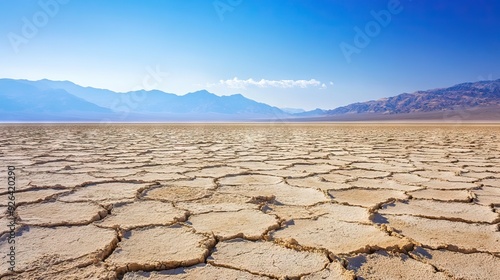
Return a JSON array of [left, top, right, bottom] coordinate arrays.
[[213, 77, 326, 89]]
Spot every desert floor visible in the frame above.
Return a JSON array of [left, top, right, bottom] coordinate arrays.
[[1, 124, 499, 279]]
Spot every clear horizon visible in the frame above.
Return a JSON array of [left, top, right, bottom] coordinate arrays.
[[1, 0, 499, 110]]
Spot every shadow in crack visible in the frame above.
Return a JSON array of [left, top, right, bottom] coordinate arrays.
[[370, 213, 389, 224], [411, 246, 434, 260], [346, 254, 368, 280]]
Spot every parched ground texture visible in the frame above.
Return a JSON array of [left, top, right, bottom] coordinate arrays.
[[1, 123, 499, 279]]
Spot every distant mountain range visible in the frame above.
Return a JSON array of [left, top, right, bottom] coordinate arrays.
[[0, 78, 499, 121], [297, 79, 500, 121], [0, 79, 285, 121], [325, 79, 500, 115]]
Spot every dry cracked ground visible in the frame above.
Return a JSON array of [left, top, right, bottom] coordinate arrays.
[[1, 124, 499, 279]]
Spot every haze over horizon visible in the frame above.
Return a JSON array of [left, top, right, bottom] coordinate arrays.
[[1, 0, 499, 110]]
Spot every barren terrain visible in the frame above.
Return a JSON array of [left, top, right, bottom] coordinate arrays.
[[1, 124, 499, 279]]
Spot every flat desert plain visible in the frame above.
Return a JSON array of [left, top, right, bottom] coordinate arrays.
[[1, 124, 499, 279]]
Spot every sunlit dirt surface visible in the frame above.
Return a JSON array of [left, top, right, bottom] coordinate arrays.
[[1, 123, 499, 279]]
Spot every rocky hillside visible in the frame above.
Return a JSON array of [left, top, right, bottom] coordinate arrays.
[[326, 79, 500, 115]]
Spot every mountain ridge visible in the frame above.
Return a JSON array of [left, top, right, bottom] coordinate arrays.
[[0, 79, 287, 121], [324, 79, 500, 115], [0, 78, 499, 121]]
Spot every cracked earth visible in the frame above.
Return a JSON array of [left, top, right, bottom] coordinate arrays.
[[1, 124, 499, 279]]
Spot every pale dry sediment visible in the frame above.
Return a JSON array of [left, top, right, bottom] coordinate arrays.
[[1, 124, 499, 278]]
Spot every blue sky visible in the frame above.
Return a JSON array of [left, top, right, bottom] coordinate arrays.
[[1, 0, 499, 110]]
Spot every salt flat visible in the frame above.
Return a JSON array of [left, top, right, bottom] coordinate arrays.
[[1, 123, 499, 279]]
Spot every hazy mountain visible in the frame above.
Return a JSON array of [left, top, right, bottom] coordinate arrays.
[[280, 108, 305, 114], [33, 80, 285, 116], [0, 79, 113, 121], [292, 108, 327, 117], [0, 79, 286, 121], [2, 78, 499, 122], [34, 79, 128, 109], [324, 79, 500, 115]]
